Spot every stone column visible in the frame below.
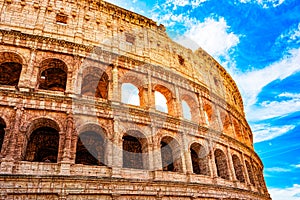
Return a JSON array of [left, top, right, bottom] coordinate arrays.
[[174, 85, 182, 118], [241, 153, 251, 185], [209, 141, 218, 178], [0, 106, 24, 173], [62, 114, 73, 162], [18, 48, 37, 91], [152, 127, 162, 171], [197, 93, 207, 126], [147, 73, 155, 110], [110, 64, 119, 103], [111, 119, 122, 178], [182, 132, 192, 174], [33, 4, 47, 34], [9, 105, 24, 160], [57, 131, 66, 163], [227, 146, 235, 181]]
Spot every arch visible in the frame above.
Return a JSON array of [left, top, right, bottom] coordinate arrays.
[[24, 118, 60, 162], [233, 119, 243, 141], [181, 94, 199, 122], [182, 100, 191, 120], [122, 130, 148, 169], [190, 143, 210, 175], [160, 136, 182, 172], [0, 51, 25, 87], [25, 117, 61, 136], [245, 160, 255, 185], [38, 58, 68, 92], [154, 85, 175, 115], [203, 102, 213, 125], [75, 130, 106, 166], [121, 83, 140, 106], [0, 117, 6, 152], [119, 73, 146, 107], [220, 111, 232, 136], [81, 67, 109, 99], [232, 154, 245, 182], [0, 62, 22, 87], [214, 149, 229, 180]]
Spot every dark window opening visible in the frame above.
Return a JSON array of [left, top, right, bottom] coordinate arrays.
[[0, 118, 6, 152], [0, 62, 22, 86], [81, 72, 108, 99], [161, 141, 174, 171], [123, 135, 143, 169], [214, 149, 229, 180], [246, 160, 255, 185], [24, 127, 59, 163], [75, 131, 105, 166], [232, 155, 245, 182], [190, 143, 210, 176]]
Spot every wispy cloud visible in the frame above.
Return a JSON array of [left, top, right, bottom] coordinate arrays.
[[247, 92, 300, 121], [234, 48, 300, 118], [269, 184, 300, 200], [252, 123, 295, 143], [164, 0, 207, 9], [265, 167, 292, 173], [239, 0, 286, 8], [291, 163, 300, 168]]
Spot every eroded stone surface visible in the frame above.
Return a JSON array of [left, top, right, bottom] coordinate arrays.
[[0, 0, 270, 199]]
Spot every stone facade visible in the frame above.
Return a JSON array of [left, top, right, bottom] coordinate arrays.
[[0, 0, 271, 199]]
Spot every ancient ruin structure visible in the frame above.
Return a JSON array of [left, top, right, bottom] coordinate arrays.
[[0, 0, 271, 199]]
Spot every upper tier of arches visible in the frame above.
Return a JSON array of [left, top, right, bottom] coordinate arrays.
[[0, 51, 252, 146]]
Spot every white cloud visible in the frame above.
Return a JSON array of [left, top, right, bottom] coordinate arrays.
[[239, 0, 285, 8], [176, 17, 239, 58], [233, 48, 300, 119], [291, 163, 300, 168], [290, 23, 300, 41], [269, 184, 300, 200], [264, 167, 291, 172], [278, 22, 300, 45], [247, 93, 300, 121], [165, 0, 207, 9], [252, 123, 295, 143]]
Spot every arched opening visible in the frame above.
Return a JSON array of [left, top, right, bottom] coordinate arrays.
[[155, 91, 168, 113], [121, 83, 140, 106], [123, 135, 143, 169], [220, 111, 232, 136], [0, 118, 6, 152], [161, 136, 182, 172], [190, 143, 210, 175], [38, 59, 68, 92], [245, 160, 255, 185], [232, 155, 245, 182], [182, 100, 192, 120], [181, 94, 199, 122], [154, 85, 174, 115], [24, 126, 59, 163], [75, 131, 106, 166], [233, 119, 243, 141], [203, 102, 213, 125], [0, 62, 22, 86], [214, 149, 229, 180], [81, 67, 109, 99]]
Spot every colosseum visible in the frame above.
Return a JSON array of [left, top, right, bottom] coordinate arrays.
[[0, 0, 271, 199]]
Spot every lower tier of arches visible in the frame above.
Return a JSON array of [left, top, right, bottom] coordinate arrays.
[[0, 172, 271, 200]]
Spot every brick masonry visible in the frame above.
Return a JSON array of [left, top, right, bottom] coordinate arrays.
[[0, 0, 271, 199]]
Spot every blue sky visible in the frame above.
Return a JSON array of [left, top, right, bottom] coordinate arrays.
[[105, 0, 300, 199]]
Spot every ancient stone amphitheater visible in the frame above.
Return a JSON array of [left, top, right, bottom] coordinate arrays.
[[0, 0, 271, 199]]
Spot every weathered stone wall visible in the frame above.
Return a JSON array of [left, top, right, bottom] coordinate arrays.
[[0, 0, 270, 199]]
